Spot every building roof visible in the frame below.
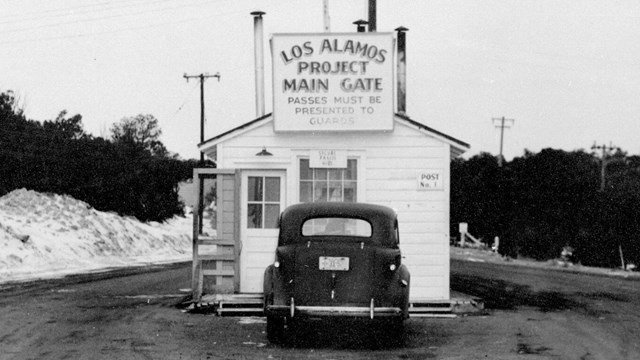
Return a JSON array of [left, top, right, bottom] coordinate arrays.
[[198, 112, 470, 159]]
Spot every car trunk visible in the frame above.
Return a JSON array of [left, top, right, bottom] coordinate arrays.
[[292, 240, 376, 306]]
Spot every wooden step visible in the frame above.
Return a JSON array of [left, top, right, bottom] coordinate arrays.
[[197, 235, 234, 246], [202, 269, 235, 277], [217, 300, 264, 316], [409, 301, 454, 316], [198, 254, 235, 261]]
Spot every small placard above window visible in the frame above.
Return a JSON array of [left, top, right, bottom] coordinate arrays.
[[417, 169, 444, 191], [310, 150, 347, 168]]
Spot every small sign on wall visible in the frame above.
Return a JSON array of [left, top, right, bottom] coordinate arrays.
[[417, 169, 444, 191], [310, 150, 347, 168]]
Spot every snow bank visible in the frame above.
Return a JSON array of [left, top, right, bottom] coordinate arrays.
[[0, 189, 192, 283]]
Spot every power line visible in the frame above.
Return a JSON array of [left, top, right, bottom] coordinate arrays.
[[0, 0, 226, 23], [0, 8, 244, 45], [0, 0, 135, 21], [492, 116, 515, 167], [0, 0, 226, 36], [171, 82, 200, 118]]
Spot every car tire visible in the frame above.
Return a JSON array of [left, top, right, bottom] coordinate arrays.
[[266, 316, 285, 344], [283, 318, 300, 347]]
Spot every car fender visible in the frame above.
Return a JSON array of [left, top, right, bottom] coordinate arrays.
[[397, 264, 411, 318], [263, 265, 275, 307]]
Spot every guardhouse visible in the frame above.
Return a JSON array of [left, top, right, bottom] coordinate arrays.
[[190, 12, 469, 307]]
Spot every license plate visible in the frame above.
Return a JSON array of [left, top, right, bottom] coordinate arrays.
[[319, 256, 349, 271]]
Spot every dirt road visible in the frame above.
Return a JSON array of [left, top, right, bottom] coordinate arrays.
[[0, 259, 638, 359]]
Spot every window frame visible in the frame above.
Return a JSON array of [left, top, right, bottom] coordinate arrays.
[[298, 158, 358, 203], [246, 175, 281, 229]]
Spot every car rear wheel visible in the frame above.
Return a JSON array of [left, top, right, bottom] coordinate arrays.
[[266, 316, 285, 343]]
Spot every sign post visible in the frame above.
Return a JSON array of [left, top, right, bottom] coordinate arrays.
[[459, 222, 468, 247]]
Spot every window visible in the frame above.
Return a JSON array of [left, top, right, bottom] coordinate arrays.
[[302, 217, 372, 237], [299, 159, 357, 202], [247, 176, 280, 229]]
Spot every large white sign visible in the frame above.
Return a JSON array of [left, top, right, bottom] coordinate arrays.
[[272, 33, 395, 132]]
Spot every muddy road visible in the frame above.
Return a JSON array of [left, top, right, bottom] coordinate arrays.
[[1, 260, 639, 359]]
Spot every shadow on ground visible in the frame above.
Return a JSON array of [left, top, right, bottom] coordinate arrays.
[[451, 273, 582, 312], [268, 317, 445, 354]]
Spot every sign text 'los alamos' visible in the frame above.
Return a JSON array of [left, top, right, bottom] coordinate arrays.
[[272, 33, 394, 132]]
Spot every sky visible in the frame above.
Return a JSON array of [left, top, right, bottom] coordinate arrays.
[[2, 0, 640, 161]]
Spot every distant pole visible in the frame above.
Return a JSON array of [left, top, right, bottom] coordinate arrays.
[[492, 116, 515, 167], [183, 72, 221, 163], [368, 0, 376, 32], [323, 0, 330, 32], [591, 142, 619, 192]]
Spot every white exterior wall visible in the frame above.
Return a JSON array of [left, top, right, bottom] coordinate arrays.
[[211, 118, 451, 300]]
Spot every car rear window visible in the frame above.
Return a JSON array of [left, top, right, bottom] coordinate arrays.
[[301, 217, 372, 237]]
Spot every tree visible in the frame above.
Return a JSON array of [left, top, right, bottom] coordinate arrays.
[[110, 114, 168, 157], [43, 110, 85, 140], [0, 90, 24, 119], [0, 93, 196, 222]]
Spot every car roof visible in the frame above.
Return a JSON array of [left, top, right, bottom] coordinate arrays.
[[278, 202, 398, 246], [281, 202, 396, 220]]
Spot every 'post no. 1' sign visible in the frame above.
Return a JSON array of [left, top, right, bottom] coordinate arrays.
[[271, 33, 395, 132]]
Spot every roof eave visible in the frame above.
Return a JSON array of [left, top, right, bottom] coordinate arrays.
[[394, 113, 470, 157]]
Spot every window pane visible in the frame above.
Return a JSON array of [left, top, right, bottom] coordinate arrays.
[[265, 177, 280, 202], [300, 181, 312, 202], [328, 168, 342, 180], [345, 159, 357, 180], [328, 181, 343, 202], [248, 177, 263, 202], [315, 168, 327, 180], [247, 204, 262, 228], [344, 181, 357, 202], [299, 159, 357, 204], [314, 182, 328, 202], [265, 204, 280, 229], [300, 159, 312, 180], [302, 217, 371, 237]]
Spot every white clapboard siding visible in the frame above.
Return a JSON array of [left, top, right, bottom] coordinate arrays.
[[214, 117, 452, 300]]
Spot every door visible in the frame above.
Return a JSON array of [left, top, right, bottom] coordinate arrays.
[[240, 170, 285, 293]]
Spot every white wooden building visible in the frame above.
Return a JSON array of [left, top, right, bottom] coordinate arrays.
[[197, 112, 468, 301], [191, 20, 468, 303]]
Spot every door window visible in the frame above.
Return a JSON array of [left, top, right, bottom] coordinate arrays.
[[299, 159, 357, 202], [247, 176, 281, 228]]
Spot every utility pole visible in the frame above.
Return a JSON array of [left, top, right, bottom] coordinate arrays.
[[591, 141, 625, 270], [492, 116, 514, 167], [591, 142, 620, 192], [183, 72, 220, 163], [323, 0, 330, 32]]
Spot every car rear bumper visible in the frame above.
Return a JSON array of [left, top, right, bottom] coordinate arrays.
[[265, 304, 404, 319]]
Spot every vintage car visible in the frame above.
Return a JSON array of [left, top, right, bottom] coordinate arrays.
[[263, 202, 410, 343]]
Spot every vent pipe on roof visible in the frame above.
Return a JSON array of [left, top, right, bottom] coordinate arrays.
[[353, 19, 368, 33], [368, 0, 376, 32], [395, 26, 408, 115], [251, 11, 266, 118]]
